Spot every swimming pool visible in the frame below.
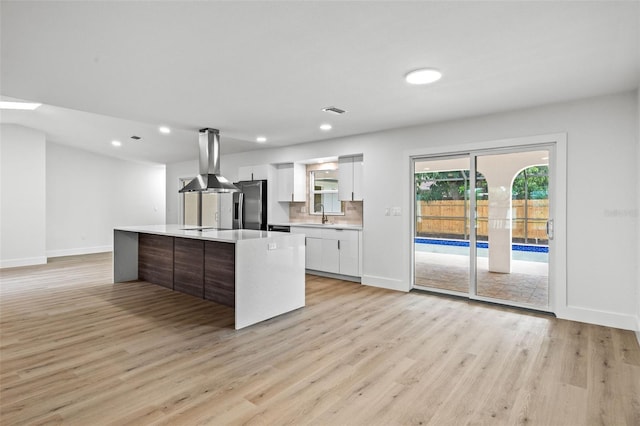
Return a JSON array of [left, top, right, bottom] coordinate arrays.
[[415, 237, 549, 262]]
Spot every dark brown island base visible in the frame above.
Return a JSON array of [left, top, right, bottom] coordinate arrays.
[[113, 225, 305, 329]]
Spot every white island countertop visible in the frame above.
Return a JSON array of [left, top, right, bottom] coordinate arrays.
[[115, 224, 287, 243]]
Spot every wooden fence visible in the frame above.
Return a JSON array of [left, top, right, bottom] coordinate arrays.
[[416, 199, 549, 242]]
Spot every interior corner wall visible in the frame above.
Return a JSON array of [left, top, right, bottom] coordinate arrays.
[[0, 124, 47, 267], [637, 87, 640, 342], [46, 142, 166, 257]]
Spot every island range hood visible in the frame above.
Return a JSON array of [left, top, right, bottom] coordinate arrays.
[[179, 128, 239, 193]]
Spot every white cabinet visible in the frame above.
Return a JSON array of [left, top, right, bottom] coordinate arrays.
[[276, 163, 306, 202], [238, 164, 270, 181], [337, 238, 359, 277], [305, 237, 324, 271], [291, 226, 360, 277], [305, 237, 339, 274], [338, 155, 364, 201]]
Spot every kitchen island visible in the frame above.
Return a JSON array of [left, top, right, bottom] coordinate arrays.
[[113, 225, 305, 329]]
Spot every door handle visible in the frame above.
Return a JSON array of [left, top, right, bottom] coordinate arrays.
[[546, 219, 554, 240]]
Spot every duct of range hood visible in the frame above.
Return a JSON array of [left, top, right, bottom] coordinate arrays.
[[179, 128, 239, 193]]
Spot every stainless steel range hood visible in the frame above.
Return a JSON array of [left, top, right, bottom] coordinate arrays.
[[179, 128, 239, 193]]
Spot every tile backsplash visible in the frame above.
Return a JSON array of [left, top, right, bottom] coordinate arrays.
[[289, 200, 363, 225], [288, 162, 363, 226]]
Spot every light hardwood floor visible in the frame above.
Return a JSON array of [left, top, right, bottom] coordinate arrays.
[[1, 253, 639, 425]]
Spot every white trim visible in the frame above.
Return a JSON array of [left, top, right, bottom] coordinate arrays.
[[0, 256, 47, 269], [404, 132, 568, 158], [362, 274, 409, 292], [305, 269, 361, 283], [556, 305, 638, 331], [46, 245, 112, 258]]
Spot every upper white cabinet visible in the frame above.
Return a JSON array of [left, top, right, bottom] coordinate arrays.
[[338, 155, 363, 201], [276, 163, 306, 202], [238, 164, 270, 181]]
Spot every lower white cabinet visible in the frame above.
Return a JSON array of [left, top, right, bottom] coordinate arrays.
[[337, 238, 359, 276], [305, 237, 340, 274], [292, 227, 360, 277], [304, 237, 323, 271]]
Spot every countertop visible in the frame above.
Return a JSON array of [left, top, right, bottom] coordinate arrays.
[[115, 224, 294, 243], [270, 222, 363, 231]]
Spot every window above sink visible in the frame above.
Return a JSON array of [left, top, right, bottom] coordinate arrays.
[[310, 168, 343, 215]]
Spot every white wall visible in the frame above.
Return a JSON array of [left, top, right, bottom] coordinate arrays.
[[0, 124, 47, 267], [47, 142, 166, 257], [167, 91, 639, 331]]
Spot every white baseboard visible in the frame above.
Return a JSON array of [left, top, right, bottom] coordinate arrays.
[[46, 245, 112, 258], [361, 274, 410, 292], [0, 256, 47, 269], [305, 269, 361, 283], [556, 305, 638, 331]]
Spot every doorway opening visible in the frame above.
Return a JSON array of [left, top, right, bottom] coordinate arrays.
[[180, 178, 221, 228]]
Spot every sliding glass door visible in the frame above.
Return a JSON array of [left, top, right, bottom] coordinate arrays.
[[413, 145, 552, 311], [474, 149, 550, 309], [413, 155, 471, 295]]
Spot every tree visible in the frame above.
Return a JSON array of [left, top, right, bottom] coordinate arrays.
[[512, 166, 548, 200], [415, 171, 488, 201]]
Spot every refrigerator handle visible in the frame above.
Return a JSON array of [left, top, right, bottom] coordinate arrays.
[[238, 192, 244, 229], [258, 184, 264, 229]]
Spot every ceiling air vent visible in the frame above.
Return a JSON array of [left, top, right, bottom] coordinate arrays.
[[321, 106, 347, 115]]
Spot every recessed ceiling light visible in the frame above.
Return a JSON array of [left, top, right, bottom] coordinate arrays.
[[405, 68, 442, 85], [111, 140, 122, 147], [0, 101, 42, 110], [159, 126, 171, 134], [320, 123, 332, 131], [256, 136, 267, 143]]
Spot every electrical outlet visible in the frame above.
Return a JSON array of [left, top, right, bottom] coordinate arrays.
[[385, 208, 390, 216], [392, 207, 402, 216], [268, 242, 277, 250]]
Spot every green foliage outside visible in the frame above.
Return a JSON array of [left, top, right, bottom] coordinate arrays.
[[415, 166, 548, 202], [512, 166, 548, 200]]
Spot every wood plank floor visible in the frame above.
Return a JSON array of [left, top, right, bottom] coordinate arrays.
[[1, 253, 639, 425]]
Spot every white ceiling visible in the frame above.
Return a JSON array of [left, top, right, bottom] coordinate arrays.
[[1, 1, 639, 165]]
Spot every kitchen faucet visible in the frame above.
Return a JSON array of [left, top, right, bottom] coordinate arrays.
[[315, 203, 328, 224]]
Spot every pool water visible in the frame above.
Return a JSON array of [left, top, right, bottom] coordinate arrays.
[[415, 238, 549, 263]]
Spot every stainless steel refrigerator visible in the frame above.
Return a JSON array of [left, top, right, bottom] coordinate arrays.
[[232, 180, 268, 230]]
